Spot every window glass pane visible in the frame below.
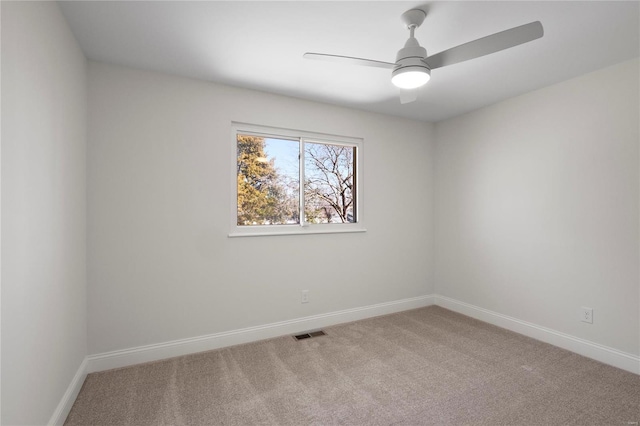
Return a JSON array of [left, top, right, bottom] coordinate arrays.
[[304, 142, 356, 223], [237, 134, 299, 226]]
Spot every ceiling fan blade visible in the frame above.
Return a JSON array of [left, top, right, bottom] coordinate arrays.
[[424, 21, 543, 70], [399, 88, 418, 104], [304, 53, 395, 70]]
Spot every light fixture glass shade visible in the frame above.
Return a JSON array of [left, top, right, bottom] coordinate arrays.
[[391, 66, 431, 89]]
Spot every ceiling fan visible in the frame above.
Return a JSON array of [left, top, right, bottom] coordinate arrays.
[[304, 9, 543, 104]]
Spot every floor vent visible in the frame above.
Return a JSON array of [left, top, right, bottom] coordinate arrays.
[[293, 330, 326, 341]]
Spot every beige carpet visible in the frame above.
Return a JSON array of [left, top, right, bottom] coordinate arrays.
[[66, 306, 640, 425]]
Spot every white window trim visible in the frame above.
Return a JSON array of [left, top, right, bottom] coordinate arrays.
[[229, 122, 366, 237]]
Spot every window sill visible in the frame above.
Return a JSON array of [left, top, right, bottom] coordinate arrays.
[[228, 226, 367, 238]]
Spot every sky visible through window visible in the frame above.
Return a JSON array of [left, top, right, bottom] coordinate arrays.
[[264, 138, 299, 185]]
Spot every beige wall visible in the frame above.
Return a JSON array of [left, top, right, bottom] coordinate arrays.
[[434, 59, 639, 355], [1, 2, 88, 424], [87, 62, 435, 354]]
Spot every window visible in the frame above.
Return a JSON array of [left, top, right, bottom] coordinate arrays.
[[230, 123, 364, 237]]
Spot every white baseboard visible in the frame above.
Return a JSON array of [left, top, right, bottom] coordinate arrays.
[[85, 294, 639, 375], [435, 295, 640, 375], [48, 357, 88, 426], [86, 295, 435, 373]]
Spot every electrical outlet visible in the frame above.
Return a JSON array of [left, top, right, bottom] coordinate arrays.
[[580, 307, 593, 324], [301, 290, 309, 304]]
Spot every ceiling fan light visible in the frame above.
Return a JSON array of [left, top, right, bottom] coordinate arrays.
[[391, 66, 431, 89]]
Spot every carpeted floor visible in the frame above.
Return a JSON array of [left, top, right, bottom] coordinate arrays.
[[65, 306, 640, 425]]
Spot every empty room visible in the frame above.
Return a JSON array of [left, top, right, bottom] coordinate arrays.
[[1, 1, 639, 425]]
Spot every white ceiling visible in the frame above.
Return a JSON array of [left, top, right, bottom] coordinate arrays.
[[59, 1, 639, 122]]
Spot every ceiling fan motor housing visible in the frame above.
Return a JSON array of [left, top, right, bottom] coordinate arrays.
[[392, 37, 431, 83]]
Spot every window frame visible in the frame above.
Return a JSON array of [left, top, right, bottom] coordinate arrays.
[[229, 122, 365, 237]]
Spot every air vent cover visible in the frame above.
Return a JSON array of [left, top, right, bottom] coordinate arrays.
[[293, 330, 326, 341]]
